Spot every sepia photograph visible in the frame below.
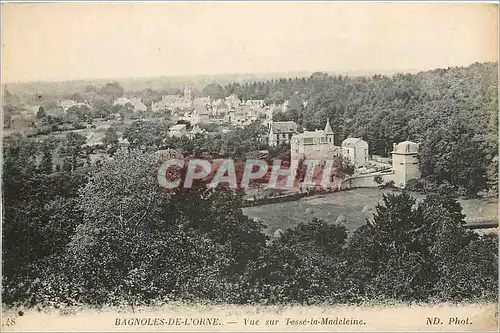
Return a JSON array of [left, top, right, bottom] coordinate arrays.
[[1, 1, 499, 331]]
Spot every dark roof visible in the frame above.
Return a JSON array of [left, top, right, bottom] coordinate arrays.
[[271, 121, 298, 133]]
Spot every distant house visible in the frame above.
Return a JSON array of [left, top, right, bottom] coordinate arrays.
[[192, 105, 211, 124], [60, 100, 77, 111], [153, 94, 192, 112], [188, 124, 206, 139], [193, 97, 211, 107], [225, 94, 241, 108], [114, 97, 147, 112], [114, 97, 131, 106], [342, 137, 369, 168], [129, 98, 147, 112], [282, 100, 289, 113], [151, 100, 169, 113], [168, 124, 188, 137], [268, 121, 298, 147]]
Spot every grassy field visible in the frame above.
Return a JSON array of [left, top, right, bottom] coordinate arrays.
[[242, 188, 498, 237]]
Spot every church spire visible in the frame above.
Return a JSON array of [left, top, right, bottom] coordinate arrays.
[[324, 118, 333, 134]]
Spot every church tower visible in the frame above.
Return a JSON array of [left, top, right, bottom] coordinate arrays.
[[184, 85, 192, 101], [324, 118, 334, 144]]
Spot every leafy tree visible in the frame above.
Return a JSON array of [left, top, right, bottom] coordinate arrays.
[[420, 117, 488, 196], [202, 82, 226, 100], [36, 106, 46, 119], [100, 81, 125, 103], [38, 144, 53, 174], [103, 127, 119, 148], [62, 132, 87, 171], [374, 174, 384, 185]]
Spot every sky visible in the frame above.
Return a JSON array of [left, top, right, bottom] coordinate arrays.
[[2, 2, 498, 83]]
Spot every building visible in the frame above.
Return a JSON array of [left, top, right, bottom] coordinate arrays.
[[114, 97, 147, 112], [190, 106, 211, 124], [188, 124, 206, 139], [168, 124, 188, 138], [268, 121, 298, 147], [290, 119, 340, 163], [245, 99, 265, 108], [225, 94, 241, 108], [60, 100, 77, 111], [342, 137, 369, 169], [282, 100, 289, 113], [152, 91, 193, 112], [193, 97, 211, 107], [391, 140, 421, 188], [129, 98, 147, 112]]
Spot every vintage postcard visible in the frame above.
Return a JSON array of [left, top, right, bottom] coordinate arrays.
[[1, 1, 499, 332]]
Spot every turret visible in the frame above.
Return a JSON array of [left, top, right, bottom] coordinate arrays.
[[324, 118, 334, 144]]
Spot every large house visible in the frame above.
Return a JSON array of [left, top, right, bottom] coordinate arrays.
[[190, 106, 211, 124], [342, 137, 369, 168], [268, 121, 298, 147], [114, 97, 147, 112], [152, 87, 194, 112], [290, 119, 340, 163]]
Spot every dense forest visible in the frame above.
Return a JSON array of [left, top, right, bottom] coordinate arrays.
[[2, 62, 498, 308]]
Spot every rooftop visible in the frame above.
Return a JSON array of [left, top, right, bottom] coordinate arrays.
[[342, 137, 368, 147], [271, 121, 298, 133], [170, 124, 187, 131], [392, 140, 419, 154]]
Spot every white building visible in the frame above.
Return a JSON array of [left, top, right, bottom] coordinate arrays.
[[341, 137, 369, 169], [391, 141, 421, 188], [168, 124, 188, 138], [225, 94, 241, 108], [60, 100, 77, 111], [193, 97, 211, 107], [114, 97, 147, 112]]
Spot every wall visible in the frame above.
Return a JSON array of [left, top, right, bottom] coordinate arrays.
[[341, 172, 396, 190]]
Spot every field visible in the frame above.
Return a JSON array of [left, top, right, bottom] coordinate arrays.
[[242, 188, 498, 237]]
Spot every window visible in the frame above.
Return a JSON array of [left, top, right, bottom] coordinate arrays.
[[303, 138, 314, 145]]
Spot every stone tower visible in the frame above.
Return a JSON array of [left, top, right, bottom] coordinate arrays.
[[391, 141, 421, 188], [184, 85, 192, 101]]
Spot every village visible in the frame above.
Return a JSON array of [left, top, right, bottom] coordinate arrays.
[[4, 83, 423, 194]]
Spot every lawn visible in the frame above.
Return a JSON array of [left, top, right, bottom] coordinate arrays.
[[242, 188, 498, 237]]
